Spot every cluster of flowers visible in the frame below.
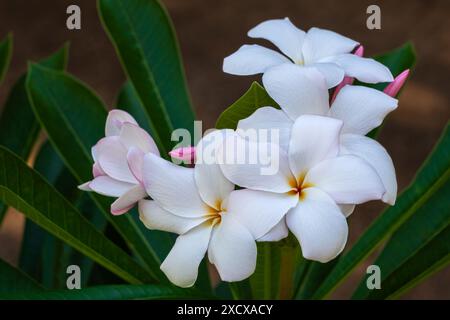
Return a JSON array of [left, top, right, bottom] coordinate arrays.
[[79, 18, 409, 288]]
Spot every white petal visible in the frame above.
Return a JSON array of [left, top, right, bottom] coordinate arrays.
[[223, 44, 290, 75], [96, 136, 138, 184], [105, 109, 138, 137], [287, 188, 348, 263], [89, 176, 134, 197], [263, 64, 329, 120], [139, 200, 205, 234], [257, 218, 289, 242], [111, 184, 147, 215], [161, 223, 212, 288], [307, 62, 345, 88], [208, 215, 257, 282], [302, 27, 358, 64], [340, 134, 397, 205], [305, 155, 385, 204], [338, 204, 356, 217], [248, 18, 306, 63], [329, 85, 398, 135], [127, 147, 145, 183], [237, 107, 293, 151], [194, 130, 235, 209], [78, 181, 92, 192], [226, 189, 297, 239], [289, 115, 342, 178], [119, 122, 160, 156], [218, 132, 294, 193], [142, 153, 206, 218], [328, 54, 394, 83]]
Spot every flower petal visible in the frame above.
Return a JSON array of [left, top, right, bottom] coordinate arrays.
[[78, 181, 92, 192], [338, 204, 356, 217], [302, 27, 358, 64], [223, 44, 290, 75], [96, 136, 138, 184], [119, 122, 160, 156], [328, 54, 394, 83], [194, 130, 235, 209], [88, 176, 134, 197], [105, 109, 138, 137], [237, 107, 293, 151], [287, 187, 348, 263], [142, 153, 206, 218], [304, 155, 385, 204], [161, 223, 212, 288], [307, 62, 345, 88], [92, 162, 105, 178], [329, 85, 398, 135], [127, 147, 145, 183], [257, 218, 289, 242], [169, 146, 196, 164], [218, 132, 294, 193], [340, 134, 397, 205], [139, 200, 205, 234], [247, 18, 306, 63], [263, 64, 329, 120], [226, 189, 297, 239], [111, 184, 147, 215], [208, 215, 257, 282], [289, 115, 342, 178]]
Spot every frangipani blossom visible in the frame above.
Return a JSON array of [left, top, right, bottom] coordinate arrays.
[[220, 115, 385, 262], [223, 18, 393, 88], [139, 131, 293, 287], [238, 64, 398, 207], [79, 110, 160, 215]]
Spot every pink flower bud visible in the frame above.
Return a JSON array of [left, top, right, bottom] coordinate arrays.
[[383, 69, 410, 97], [169, 146, 196, 164]]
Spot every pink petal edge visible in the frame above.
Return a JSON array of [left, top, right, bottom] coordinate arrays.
[[383, 69, 410, 97], [169, 146, 196, 164]]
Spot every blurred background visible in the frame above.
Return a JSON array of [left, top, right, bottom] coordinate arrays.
[[0, 0, 448, 299]]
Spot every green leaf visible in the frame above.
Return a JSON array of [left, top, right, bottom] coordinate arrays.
[[294, 259, 340, 299], [98, 0, 195, 152], [366, 224, 450, 299], [0, 146, 154, 284], [352, 181, 450, 299], [0, 44, 68, 224], [0, 33, 12, 86], [26, 64, 165, 281], [313, 122, 450, 299], [1, 284, 209, 300], [0, 257, 43, 294], [216, 82, 278, 130], [249, 243, 281, 299]]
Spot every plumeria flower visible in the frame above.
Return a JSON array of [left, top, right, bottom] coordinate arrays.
[[220, 115, 385, 262], [238, 65, 398, 211], [139, 131, 293, 287], [79, 110, 160, 215], [223, 18, 393, 88]]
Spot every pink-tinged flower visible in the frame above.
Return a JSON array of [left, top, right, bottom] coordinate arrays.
[[223, 18, 393, 88], [139, 131, 293, 287], [238, 65, 398, 207], [383, 69, 410, 97], [169, 146, 196, 164], [220, 115, 385, 262], [78, 110, 159, 215]]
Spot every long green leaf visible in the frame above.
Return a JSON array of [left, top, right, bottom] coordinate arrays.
[[98, 0, 195, 152], [0, 33, 12, 86], [0, 257, 43, 294], [352, 181, 450, 299], [313, 122, 450, 299], [216, 82, 278, 130], [0, 45, 68, 224], [1, 284, 207, 300], [26, 64, 164, 281], [249, 243, 281, 299], [0, 146, 154, 284]]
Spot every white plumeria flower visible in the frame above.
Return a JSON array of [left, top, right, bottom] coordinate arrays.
[[223, 18, 393, 88], [79, 110, 160, 215], [220, 115, 386, 262], [238, 64, 398, 212], [139, 130, 294, 288]]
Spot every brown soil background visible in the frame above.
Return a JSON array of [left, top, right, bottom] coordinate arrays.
[[0, 0, 449, 299]]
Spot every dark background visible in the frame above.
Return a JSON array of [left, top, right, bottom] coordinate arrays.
[[0, 0, 449, 299]]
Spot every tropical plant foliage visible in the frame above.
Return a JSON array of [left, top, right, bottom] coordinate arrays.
[[0, 0, 447, 300]]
